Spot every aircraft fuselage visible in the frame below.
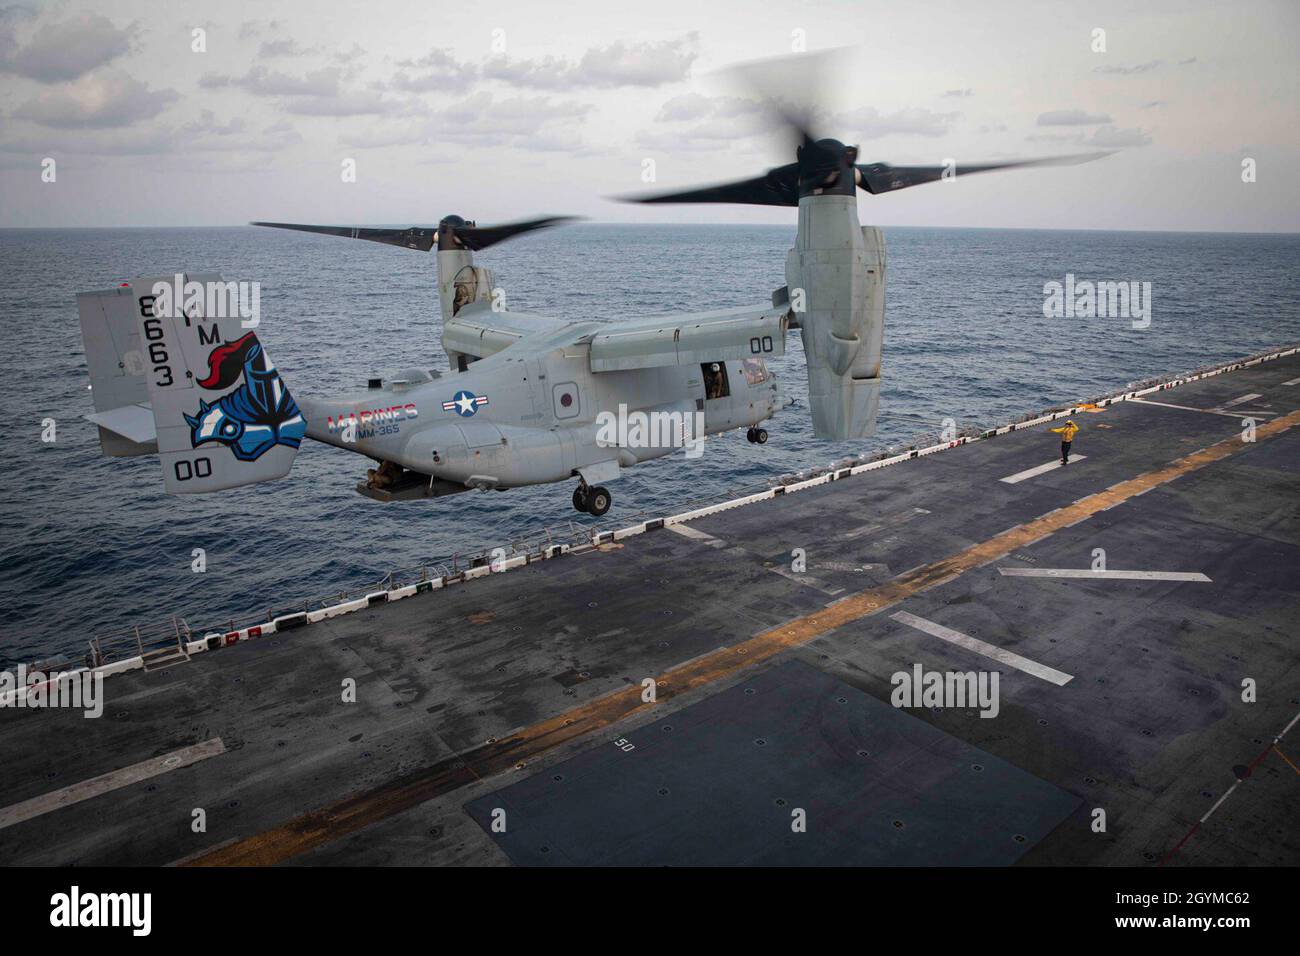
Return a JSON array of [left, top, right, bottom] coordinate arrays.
[[299, 325, 781, 491]]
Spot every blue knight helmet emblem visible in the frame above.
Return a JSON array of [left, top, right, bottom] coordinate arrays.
[[184, 332, 307, 461]]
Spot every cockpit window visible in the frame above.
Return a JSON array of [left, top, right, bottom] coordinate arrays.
[[741, 358, 768, 385]]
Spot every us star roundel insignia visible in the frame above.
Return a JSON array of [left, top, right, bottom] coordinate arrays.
[[442, 390, 489, 417]]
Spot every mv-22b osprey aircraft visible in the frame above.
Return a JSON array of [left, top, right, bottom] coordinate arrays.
[[76, 59, 1102, 517]]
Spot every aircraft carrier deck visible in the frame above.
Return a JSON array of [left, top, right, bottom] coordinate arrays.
[[2, 348, 1298, 867]]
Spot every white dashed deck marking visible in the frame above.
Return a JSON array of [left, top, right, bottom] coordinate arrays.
[[1130, 397, 1275, 419], [0, 738, 226, 830], [1221, 392, 1263, 408], [767, 565, 845, 597], [999, 568, 1211, 582], [841, 508, 931, 540], [666, 523, 726, 548], [1000, 456, 1087, 484], [891, 611, 1074, 686], [1282, 376, 1300, 386]]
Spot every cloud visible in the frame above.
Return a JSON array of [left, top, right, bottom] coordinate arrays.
[[284, 90, 405, 117], [834, 106, 959, 138], [258, 38, 318, 58], [656, 93, 713, 122], [430, 92, 592, 147], [202, 65, 407, 117], [333, 43, 366, 64], [0, 12, 133, 82], [182, 109, 246, 136], [1093, 60, 1161, 75], [655, 93, 761, 124], [483, 34, 699, 89], [185, 117, 303, 153], [390, 49, 478, 93], [640, 93, 769, 149], [1088, 126, 1151, 147], [336, 92, 592, 150], [14, 70, 177, 128], [238, 19, 283, 40], [1036, 109, 1113, 126], [338, 122, 434, 149], [1025, 132, 1083, 143], [0, 125, 175, 156], [201, 65, 342, 97]]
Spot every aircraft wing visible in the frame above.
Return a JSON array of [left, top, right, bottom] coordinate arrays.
[[588, 304, 788, 372], [442, 302, 570, 360]]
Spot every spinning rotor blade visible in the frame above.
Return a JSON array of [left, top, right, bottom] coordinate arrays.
[[622, 165, 800, 206], [251, 222, 438, 251], [251, 215, 580, 251], [855, 152, 1112, 195], [620, 50, 845, 207], [616, 45, 1112, 207], [454, 216, 581, 250]]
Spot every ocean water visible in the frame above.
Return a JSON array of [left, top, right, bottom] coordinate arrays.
[[0, 223, 1296, 666]]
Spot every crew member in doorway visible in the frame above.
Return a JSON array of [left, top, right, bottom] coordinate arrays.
[[1050, 419, 1079, 465]]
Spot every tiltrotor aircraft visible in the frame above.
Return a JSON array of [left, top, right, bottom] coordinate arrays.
[[75, 53, 1103, 516]]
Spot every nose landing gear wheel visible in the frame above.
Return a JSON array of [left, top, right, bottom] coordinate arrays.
[[586, 486, 612, 517]]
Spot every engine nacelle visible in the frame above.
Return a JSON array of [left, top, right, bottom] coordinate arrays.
[[785, 193, 885, 440]]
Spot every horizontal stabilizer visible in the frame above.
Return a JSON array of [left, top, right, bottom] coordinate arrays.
[[86, 403, 156, 444]]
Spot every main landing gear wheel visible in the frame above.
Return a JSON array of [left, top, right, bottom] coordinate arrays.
[[747, 427, 769, 444], [586, 485, 612, 517], [572, 486, 589, 512]]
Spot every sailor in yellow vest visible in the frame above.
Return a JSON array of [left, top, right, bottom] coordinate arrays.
[[1050, 419, 1079, 465]]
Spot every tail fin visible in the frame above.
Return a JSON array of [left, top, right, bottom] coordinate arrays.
[[77, 284, 158, 457], [77, 273, 305, 493]]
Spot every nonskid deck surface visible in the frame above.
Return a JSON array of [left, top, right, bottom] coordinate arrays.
[[1, 355, 1297, 866]]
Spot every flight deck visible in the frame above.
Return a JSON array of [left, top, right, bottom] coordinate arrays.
[[1, 349, 1297, 867]]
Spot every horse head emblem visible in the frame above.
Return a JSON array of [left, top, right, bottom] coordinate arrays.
[[184, 332, 306, 461]]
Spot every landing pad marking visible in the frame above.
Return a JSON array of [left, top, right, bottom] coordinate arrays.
[[998, 568, 1211, 582], [841, 507, 930, 540], [1000, 457, 1086, 484], [0, 738, 226, 831], [1220, 392, 1263, 408], [184, 409, 1300, 867], [666, 523, 725, 548], [1131, 397, 1275, 419], [890, 610, 1074, 686], [767, 565, 845, 597], [669, 522, 844, 594]]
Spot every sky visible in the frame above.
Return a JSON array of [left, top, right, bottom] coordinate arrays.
[[0, 0, 1296, 231]]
